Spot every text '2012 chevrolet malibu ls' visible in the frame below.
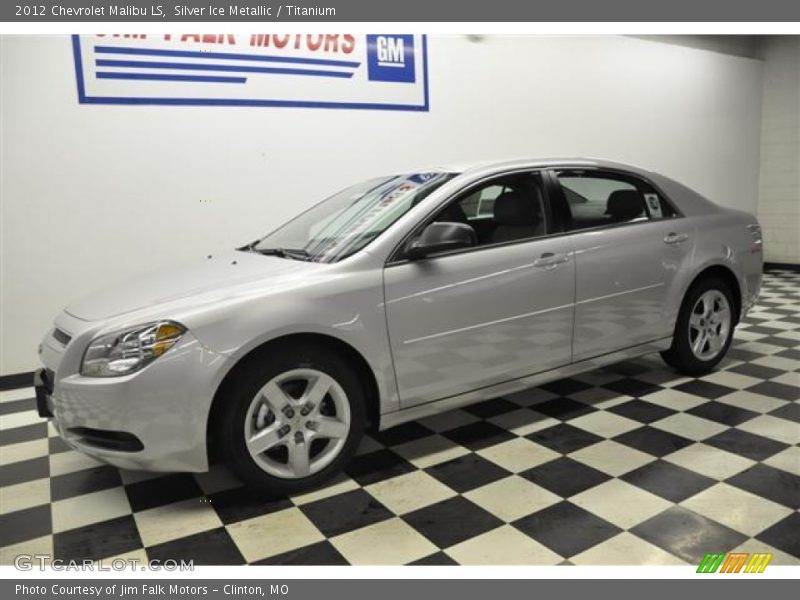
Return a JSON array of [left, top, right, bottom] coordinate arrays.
[[35, 158, 763, 494]]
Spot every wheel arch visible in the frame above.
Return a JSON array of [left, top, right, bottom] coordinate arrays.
[[205, 332, 382, 462], [685, 264, 743, 325]]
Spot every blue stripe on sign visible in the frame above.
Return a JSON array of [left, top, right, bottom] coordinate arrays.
[[95, 59, 355, 79], [94, 45, 361, 69], [96, 72, 247, 84]]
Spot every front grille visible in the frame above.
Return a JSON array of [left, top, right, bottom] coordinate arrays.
[[52, 328, 72, 346]]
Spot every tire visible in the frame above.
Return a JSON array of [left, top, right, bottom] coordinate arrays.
[[660, 277, 736, 376], [218, 342, 366, 495]]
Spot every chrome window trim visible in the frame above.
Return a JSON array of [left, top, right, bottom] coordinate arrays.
[[554, 211, 687, 237]]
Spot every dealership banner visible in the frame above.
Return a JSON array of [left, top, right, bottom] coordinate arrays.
[[71, 33, 428, 109]]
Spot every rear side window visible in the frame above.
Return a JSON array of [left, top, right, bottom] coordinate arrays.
[[556, 170, 677, 231]]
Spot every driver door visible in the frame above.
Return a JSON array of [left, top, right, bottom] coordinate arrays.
[[383, 171, 575, 408]]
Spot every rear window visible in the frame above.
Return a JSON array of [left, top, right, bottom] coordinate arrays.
[[556, 170, 677, 231]]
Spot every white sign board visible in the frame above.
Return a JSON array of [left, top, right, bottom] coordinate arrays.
[[72, 34, 429, 111]]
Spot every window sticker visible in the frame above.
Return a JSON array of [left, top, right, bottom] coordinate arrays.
[[645, 193, 663, 218]]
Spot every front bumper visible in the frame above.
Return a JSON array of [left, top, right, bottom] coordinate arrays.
[[39, 331, 228, 473]]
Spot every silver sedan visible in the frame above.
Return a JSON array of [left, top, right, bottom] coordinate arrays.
[[35, 158, 764, 493]]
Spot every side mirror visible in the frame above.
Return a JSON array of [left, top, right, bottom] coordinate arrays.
[[406, 222, 477, 260]]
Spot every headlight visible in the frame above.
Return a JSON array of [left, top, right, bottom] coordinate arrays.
[[81, 321, 187, 377]]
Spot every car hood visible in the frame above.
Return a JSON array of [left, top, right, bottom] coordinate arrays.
[[65, 251, 321, 321]]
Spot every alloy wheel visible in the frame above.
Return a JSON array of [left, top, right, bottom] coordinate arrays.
[[688, 290, 732, 361], [243, 368, 351, 479]]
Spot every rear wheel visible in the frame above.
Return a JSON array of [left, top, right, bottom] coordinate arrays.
[[661, 277, 735, 376], [219, 343, 366, 495]]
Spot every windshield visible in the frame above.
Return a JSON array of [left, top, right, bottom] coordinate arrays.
[[250, 172, 456, 262]]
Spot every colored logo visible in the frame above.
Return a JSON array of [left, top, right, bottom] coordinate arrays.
[[697, 552, 772, 573], [367, 34, 416, 83]]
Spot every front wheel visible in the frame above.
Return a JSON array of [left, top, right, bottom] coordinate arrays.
[[219, 344, 366, 495], [661, 277, 736, 376]]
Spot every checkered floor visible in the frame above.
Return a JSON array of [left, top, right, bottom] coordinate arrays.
[[1, 270, 798, 566]]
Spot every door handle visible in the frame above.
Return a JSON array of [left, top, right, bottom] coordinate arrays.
[[664, 232, 689, 245], [534, 252, 569, 269]]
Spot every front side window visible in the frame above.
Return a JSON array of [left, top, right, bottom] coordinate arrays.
[[556, 170, 676, 231], [251, 172, 455, 262], [459, 185, 506, 219], [431, 172, 548, 247]]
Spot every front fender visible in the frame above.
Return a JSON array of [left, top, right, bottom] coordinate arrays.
[[184, 270, 399, 419]]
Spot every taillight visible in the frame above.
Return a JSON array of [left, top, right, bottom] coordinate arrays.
[[747, 223, 762, 253]]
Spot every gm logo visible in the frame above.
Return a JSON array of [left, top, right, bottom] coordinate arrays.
[[367, 35, 416, 83]]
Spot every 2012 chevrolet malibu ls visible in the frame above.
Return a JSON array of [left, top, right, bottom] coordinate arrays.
[[35, 158, 763, 493]]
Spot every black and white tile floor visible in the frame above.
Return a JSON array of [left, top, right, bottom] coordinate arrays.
[[1, 270, 798, 566]]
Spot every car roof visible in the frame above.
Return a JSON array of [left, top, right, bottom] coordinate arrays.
[[424, 157, 658, 178]]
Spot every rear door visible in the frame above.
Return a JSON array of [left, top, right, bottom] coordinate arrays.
[[547, 168, 693, 361]]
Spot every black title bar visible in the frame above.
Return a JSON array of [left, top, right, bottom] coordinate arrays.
[[4, 0, 800, 22]]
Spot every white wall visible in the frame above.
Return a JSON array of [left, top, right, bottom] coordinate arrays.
[[757, 36, 800, 265], [0, 34, 764, 375], [631, 35, 761, 59]]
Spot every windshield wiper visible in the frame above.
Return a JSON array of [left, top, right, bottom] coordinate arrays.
[[253, 247, 311, 261], [237, 240, 260, 251]]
